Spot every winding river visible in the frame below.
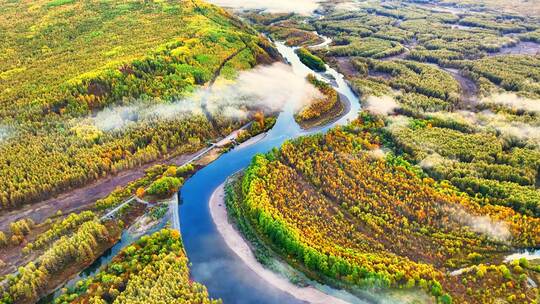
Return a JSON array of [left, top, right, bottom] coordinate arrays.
[[178, 41, 362, 303], [39, 22, 540, 304], [38, 35, 363, 304], [178, 37, 540, 303]]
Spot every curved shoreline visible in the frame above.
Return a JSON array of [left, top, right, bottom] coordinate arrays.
[[209, 183, 351, 304], [298, 91, 352, 131], [236, 132, 268, 150]]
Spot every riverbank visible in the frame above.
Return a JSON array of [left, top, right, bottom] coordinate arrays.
[[209, 183, 351, 304], [297, 92, 350, 130], [0, 145, 202, 232], [236, 132, 268, 150]]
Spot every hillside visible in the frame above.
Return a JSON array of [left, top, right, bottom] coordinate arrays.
[[0, 0, 278, 211]]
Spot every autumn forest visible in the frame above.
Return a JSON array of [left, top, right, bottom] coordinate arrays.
[[1, 0, 540, 303]]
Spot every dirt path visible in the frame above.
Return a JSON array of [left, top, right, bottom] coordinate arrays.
[[0, 46, 252, 232], [0, 149, 201, 232], [489, 41, 540, 56], [332, 57, 358, 78], [442, 67, 479, 106]]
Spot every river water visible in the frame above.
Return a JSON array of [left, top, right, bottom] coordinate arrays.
[[40, 21, 540, 304], [40, 39, 360, 304], [178, 41, 361, 303]]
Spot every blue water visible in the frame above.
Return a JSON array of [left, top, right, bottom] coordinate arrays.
[[44, 40, 361, 304], [179, 42, 361, 303]]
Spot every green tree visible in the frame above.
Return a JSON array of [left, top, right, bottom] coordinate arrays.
[[146, 177, 183, 198]]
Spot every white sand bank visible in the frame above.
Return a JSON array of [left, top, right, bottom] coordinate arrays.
[[209, 183, 351, 304]]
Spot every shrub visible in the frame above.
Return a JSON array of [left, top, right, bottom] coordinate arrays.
[[0, 231, 7, 247], [146, 177, 183, 198], [295, 48, 326, 72]]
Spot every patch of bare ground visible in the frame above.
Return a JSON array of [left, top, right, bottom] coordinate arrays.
[[329, 57, 358, 78]]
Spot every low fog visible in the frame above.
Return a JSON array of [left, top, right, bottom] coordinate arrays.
[[419, 153, 453, 169], [207, 0, 323, 15], [482, 92, 540, 113], [428, 110, 540, 146], [334, 2, 360, 12], [367, 148, 387, 159], [385, 115, 410, 132], [449, 208, 511, 242], [206, 62, 322, 117], [364, 95, 399, 115], [0, 126, 10, 143], [88, 63, 322, 132]]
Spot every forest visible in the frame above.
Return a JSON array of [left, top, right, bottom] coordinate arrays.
[[0, 0, 279, 211], [229, 112, 540, 303], [390, 119, 540, 217], [295, 48, 326, 72], [0, 110, 270, 303], [295, 75, 342, 128], [51, 229, 220, 304], [1, 217, 119, 304]]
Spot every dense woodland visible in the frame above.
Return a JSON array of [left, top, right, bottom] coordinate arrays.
[[236, 4, 540, 301], [0, 158, 205, 303], [390, 119, 540, 217], [295, 74, 341, 127], [359, 59, 461, 104], [254, 0, 540, 99], [1, 217, 119, 304], [0, 0, 279, 211], [295, 48, 327, 72], [52, 229, 220, 304]]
